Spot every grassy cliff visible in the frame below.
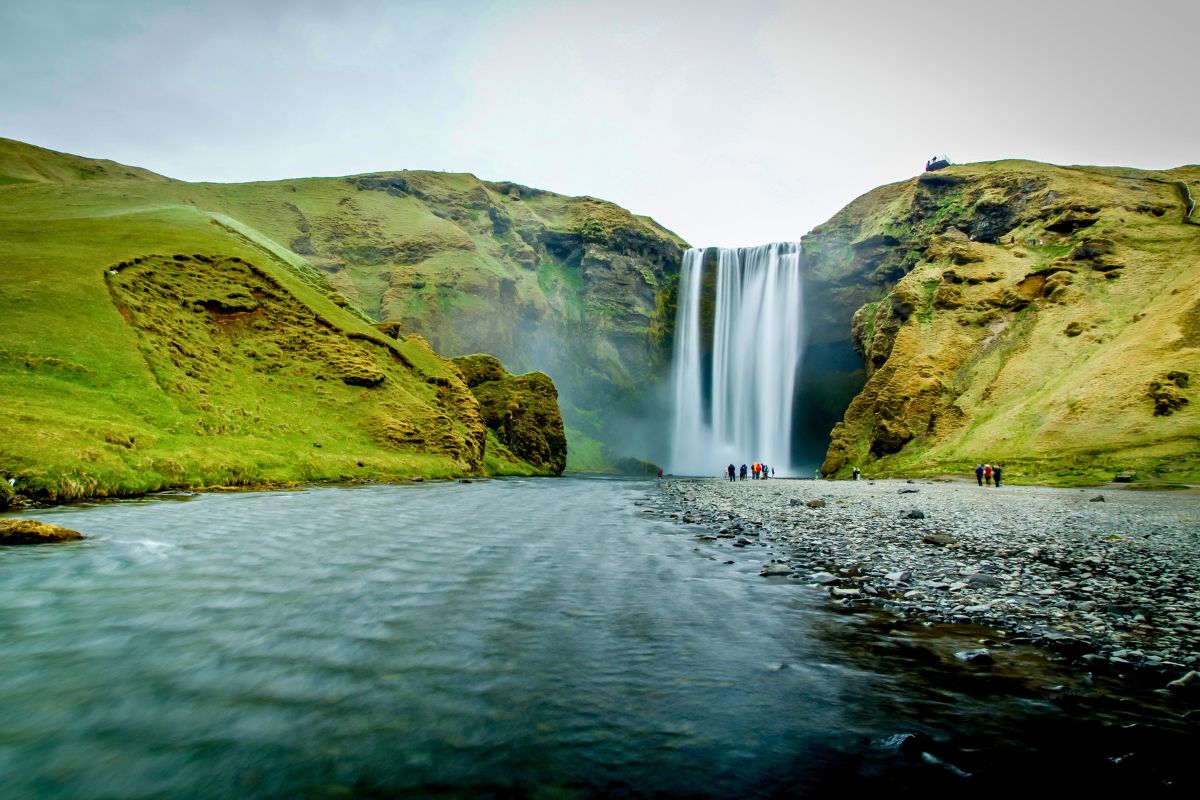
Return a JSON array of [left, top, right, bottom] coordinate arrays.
[[0, 138, 576, 504], [804, 160, 1199, 485]]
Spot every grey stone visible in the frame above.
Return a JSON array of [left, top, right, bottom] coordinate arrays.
[[954, 648, 993, 664]]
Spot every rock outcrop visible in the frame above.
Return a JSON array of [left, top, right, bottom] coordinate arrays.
[[451, 355, 567, 475], [0, 519, 84, 544], [804, 160, 1200, 483]]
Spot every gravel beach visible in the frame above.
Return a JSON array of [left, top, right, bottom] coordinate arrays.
[[657, 477, 1200, 682]]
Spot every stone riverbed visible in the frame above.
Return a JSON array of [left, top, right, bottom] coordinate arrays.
[[655, 477, 1200, 686]]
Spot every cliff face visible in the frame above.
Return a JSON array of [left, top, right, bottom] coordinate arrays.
[[804, 160, 1199, 484], [193, 168, 686, 464]]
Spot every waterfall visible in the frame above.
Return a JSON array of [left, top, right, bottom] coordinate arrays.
[[669, 243, 805, 476]]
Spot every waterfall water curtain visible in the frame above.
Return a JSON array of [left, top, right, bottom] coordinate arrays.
[[669, 243, 805, 476]]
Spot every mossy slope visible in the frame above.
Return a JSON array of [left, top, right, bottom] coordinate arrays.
[[804, 160, 1200, 484], [0, 139, 561, 504]]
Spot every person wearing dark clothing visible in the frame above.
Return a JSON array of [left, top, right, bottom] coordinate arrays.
[[993, 464, 1002, 487], [974, 464, 984, 486], [727, 464, 736, 482], [740, 464, 748, 480]]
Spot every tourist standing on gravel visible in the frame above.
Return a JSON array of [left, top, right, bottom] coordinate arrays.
[[726, 464, 736, 482], [740, 464, 747, 480], [984, 464, 993, 486], [975, 464, 984, 486], [993, 464, 1002, 487]]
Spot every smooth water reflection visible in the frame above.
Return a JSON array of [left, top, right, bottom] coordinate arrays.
[[0, 478, 1194, 798]]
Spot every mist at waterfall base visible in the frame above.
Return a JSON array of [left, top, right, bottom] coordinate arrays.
[[671, 243, 812, 477]]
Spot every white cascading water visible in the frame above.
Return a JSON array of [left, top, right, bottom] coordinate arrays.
[[669, 243, 805, 476]]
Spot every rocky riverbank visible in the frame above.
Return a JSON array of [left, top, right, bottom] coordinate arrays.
[[657, 477, 1200, 687]]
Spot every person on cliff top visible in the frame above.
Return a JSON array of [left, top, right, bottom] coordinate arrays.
[[975, 464, 984, 486], [984, 464, 993, 486], [726, 464, 736, 482], [740, 464, 748, 480], [993, 464, 1003, 487]]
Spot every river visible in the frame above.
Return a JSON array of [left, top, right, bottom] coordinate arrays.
[[0, 478, 1194, 798]]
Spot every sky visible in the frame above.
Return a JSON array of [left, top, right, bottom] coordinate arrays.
[[2, 0, 1196, 247]]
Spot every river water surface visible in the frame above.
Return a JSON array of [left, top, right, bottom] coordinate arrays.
[[1, 478, 1194, 798]]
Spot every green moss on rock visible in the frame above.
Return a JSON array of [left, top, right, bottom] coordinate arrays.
[[453, 355, 567, 475], [0, 519, 84, 544]]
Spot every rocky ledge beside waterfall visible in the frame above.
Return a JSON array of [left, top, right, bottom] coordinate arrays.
[[657, 477, 1200, 688]]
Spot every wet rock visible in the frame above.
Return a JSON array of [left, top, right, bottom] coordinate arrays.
[[902, 509, 925, 519], [1090, 495, 1106, 502], [0, 519, 84, 545], [810, 572, 839, 585], [831, 587, 862, 598], [955, 648, 993, 664], [760, 563, 793, 577], [1166, 671, 1198, 693], [922, 533, 957, 545], [805, 499, 827, 509], [898, 488, 920, 494], [968, 572, 1001, 588], [886, 570, 913, 582]]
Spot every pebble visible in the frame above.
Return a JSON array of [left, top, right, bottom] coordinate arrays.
[[659, 477, 1200, 676]]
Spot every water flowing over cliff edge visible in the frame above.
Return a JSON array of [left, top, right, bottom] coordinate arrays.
[[670, 243, 805, 475]]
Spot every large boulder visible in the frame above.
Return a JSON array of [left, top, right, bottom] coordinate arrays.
[[0, 519, 84, 544], [452, 355, 567, 475]]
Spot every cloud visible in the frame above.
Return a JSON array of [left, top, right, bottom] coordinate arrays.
[[2, 0, 1196, 246]]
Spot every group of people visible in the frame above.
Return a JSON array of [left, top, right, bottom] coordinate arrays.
[[974, 463, 1002, 486], [725, 463, 773, 481]]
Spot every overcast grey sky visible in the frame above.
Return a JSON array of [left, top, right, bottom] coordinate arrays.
[[2, 0, 1196, 246]]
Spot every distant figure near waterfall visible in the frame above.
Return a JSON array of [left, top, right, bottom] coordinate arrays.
[[727, 464, 736, 482], [975, 464, 984, 486], [984, 464, 993, 486], [993, 464, 1003, 487], [740, 464, 748, 480]]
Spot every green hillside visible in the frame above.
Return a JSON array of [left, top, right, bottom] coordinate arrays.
[[803, 159, 1200, 485], [0, 138, 570, 506], [0, 138, 686, 473]]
